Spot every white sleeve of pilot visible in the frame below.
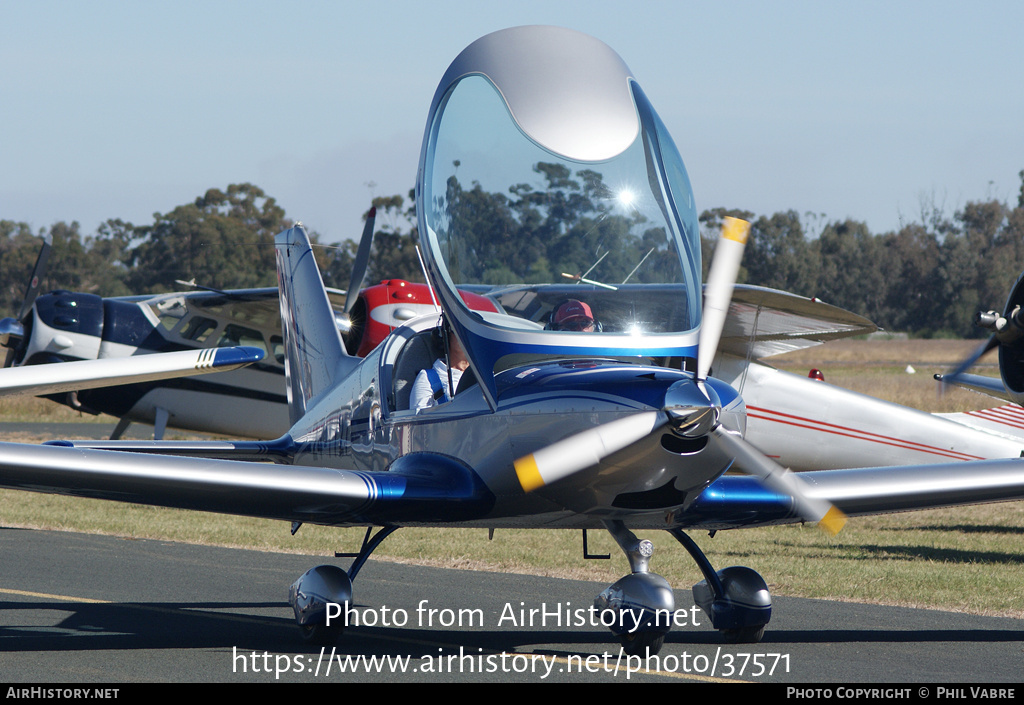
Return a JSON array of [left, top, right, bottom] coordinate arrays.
[[410, 368, 435, 411]]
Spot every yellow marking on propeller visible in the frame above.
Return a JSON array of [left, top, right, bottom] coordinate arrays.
[[818, 505, 847, 536], [514, 454, 545, 492], [722, 216, 751, 244]]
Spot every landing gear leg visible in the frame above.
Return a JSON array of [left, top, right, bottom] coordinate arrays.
[[153, 407, 169, 440], [289, 525, 399, 645], [595, 520, 674, 656], [667, 528, 770, 643], [110, 418, 131, 440]]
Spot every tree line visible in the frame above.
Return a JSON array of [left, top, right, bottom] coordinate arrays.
[[699, 173, 1024, 337], [3, 174, 1023, 338]]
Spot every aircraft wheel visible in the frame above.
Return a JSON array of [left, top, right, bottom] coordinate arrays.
[[300, 622, 343, 646], [720, 625, 765, 644], [619, 631, 666, 656]]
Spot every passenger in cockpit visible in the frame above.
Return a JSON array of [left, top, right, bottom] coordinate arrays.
[[551, 299, 597, 332], [410, 326, 470, 411]]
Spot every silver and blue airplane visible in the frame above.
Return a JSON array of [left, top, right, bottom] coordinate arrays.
[[2, 26, 1024, 653]]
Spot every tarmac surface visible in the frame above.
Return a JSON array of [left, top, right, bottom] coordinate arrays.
[[1, 527, 1021, 683]]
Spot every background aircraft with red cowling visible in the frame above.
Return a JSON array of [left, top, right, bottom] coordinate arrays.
[[2, 26, 1024, 654]]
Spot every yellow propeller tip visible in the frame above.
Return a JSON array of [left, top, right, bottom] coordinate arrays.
[[514, 454, 545, 493], [817, 505, 847, 537], [722, 216, 751, 244]]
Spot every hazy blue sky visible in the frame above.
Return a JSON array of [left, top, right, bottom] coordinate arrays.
[[3, 1, 1022, 244]]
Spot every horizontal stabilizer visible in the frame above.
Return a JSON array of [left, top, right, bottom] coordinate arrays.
[[44, 436, 296, 463], [934, 372, 1010, 403], [937, 402, 1024, 443], [0, 346, 263, 397]]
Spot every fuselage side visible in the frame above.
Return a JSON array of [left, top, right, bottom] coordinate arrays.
[[285, 316, 742, 528]]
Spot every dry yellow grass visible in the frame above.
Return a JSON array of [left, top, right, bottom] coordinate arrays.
[[770, 337, 999, 413], [774, 338, 986, 365], [0, 394, 109, 423]]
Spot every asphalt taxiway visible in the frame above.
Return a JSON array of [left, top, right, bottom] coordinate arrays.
[[1, 527, 1021, 683]]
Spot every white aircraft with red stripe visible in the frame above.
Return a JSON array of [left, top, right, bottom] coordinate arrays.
[[729, 363, 1024, 469]]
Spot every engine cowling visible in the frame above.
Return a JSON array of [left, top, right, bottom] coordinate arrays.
[[22, 291, 105, 365], [344, 279, 500, 357]]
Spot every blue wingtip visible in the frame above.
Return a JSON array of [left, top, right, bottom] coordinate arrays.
[[212, 346, 265, 367]]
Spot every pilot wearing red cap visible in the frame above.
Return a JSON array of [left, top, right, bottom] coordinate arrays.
[[552, 299, 596, 332]]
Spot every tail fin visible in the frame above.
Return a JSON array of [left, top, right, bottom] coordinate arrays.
[[275, 224, 356, 425]]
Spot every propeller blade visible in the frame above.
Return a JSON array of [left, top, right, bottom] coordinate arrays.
[[711, 425, 847, 536], [343, 206, 377, 315], [3, 234, 52, 367], [514, 411, 666, 492], [15, 234, 53, 321], [698, 217, 750, 380], [695, 217, 844, 535]]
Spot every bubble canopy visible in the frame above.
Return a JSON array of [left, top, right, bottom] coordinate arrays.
[[416, 27, 702, 404]]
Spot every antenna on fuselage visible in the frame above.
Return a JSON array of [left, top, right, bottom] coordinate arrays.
[[621, 247, 655, 284]]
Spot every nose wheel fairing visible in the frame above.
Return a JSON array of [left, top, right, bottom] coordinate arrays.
[[668, 528, 771, 642], [593, 521, 771, 654]]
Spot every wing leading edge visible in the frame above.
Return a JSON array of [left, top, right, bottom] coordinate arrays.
[[0, 346, 264, 397], [934, 372, 1010, 403], [0, 443, 493, 525], [1, 438, 1023, 530], [719, 285, 878, 360], [678, 459, 1024, 530]]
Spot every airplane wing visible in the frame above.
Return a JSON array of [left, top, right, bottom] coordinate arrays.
[[0, 437, 1022, 529], [0, 444, 493, 525], [677, 459, 1024, 531], [719, 285, 877, 360], [127, 286, 347, 335], [936, 401, 1024, 440], [0, 346, 264, 397]]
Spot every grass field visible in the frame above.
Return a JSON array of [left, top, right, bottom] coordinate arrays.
[[770, 337, 998, 413], [2, 337, 1022, 618]]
